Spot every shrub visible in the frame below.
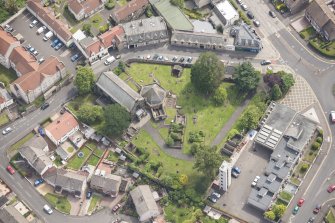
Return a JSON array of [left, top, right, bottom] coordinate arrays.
[[190, 143, 199, 155], [166, 136, 174, 147], [105, 0, 115, 9], [227, 129, 239, 140], [318, 129, 323, 137], [99, 23, 109, 34], [299, 33, 305, 39], [300, 163, 309, 172], [311, 142, 321, 151], [316, 136, 323, 144]]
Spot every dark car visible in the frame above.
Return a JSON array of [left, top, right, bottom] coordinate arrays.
[[253, 20, 260, 27], [179, 57, 185, 62], [34, 178, 44, 187], [207, 195, 217, 203], [313, 204, 321, 214], [260, 60, 271, 65], [54, 42, 63, 51], [51, 39, 60, 48], [41, 102, 50, 110], [269, 11, 276, 18], [86, 190, 92, 199], [187, 57, 193, 63], [308, 217, 315, 223], [112, 204, 121, 212], [232, 166, 241, 174], [71, 53, 80, 62], [247, 11, 254, 19]]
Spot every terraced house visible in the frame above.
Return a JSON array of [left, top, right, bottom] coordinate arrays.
[[68, 0, 107, 21]]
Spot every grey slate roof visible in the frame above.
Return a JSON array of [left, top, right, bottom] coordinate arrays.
[[233, 23, 262, 49], [96, 71, 144, 113], [0, 205, 29, 223], [248, 188, 273, 211], [171, 31, 228, 46], [140, 84, 166, 106], [256, 175, 281, 194], [90, 174, 122, 195], [130, 185, 160, 221], [306, 0, 334, 28], [23, 136, 48, 150], [20, 146, 52, 175]]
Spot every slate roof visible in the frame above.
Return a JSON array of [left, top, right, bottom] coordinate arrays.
[[9, 47, 39, 76], [90, 174, 122, 195], [171, 31, 228, 46], [20, 146, 52, 175], [140, 84, 166, 106], [233, 23, 262, 49], [0, 205, 29, 223]]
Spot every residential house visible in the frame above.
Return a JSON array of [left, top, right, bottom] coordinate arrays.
[[0, 205, 29, 223], [130, 185, 160, 222], [171, 31, 235, 51], [0, 87, 14, 112], [283, 0, 309, 14], [232, 23, 262, 53], [96, 71, 145, 115], [27, 0, 73, 46], [110, 0, 149, 24], [67, 0, 106, 21], [0, 28, 20, 69], [213, 0, 239, 27], [90, 173, 122, 197], [121, 17, 169, 49], [43, 167, 87, 198], [194, 0, 211, 8], [140, 84, 167, 121], [98, 25, 125, 50], [305, 0, 335, 41], [8, 47, 39, 77], [45, 112, 80, 146], [10, 56, 66, 104]]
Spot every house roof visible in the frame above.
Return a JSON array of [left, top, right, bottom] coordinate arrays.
[[68, 0, 84, 14], [45, 111, 79, 142], [0, 205, 29, 223], [68, 0, 102, 15], [9, 47, 39, 75], [111, 0, 149, 23], [140, 84, 166, 106], [83, 38, 102, 56], [24, 136, 48, 150], [171, 30, 228, 46], [234, 23, 262, 49], [0, 87, 12, 104], [12, 56, 65, 92], [130, 185, 160, 220], [90, 174, 122, 195], [98, 25, 125, 48], [96, 71, 144, 113], [27, 0, 72, 42], [214, 0, 239, 22], [0, 28, 19, 56], [20, 146, 53, 175]]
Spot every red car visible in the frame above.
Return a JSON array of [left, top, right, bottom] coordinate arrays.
[[328, 185, 335, 193], [313, 204, 321, 214], [297, 198, 305, 207], [6, 165, 15, 175], [112, 204, 121, 212]]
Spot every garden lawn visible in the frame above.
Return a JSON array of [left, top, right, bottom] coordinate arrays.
[[107, 151, 119, 162], [158, 127, 169, 140], [164, 205, 195, 223], [310, 37, 335, 58], [326, 209, 335, 223], [87, 155, 100, 166], [165, 108, 176, 124], [8, 132, 34, 155], [88, 194, 102, 213], [0, 113, 9, 126], [290, 177, 301, 186], [66, 147, 92, 170], [44, 193, 71, 214], [279, 191, 293, 201], [89, 13, 104, 29], [299, 27, 316, 41], [0, 64, 17, 87], [303, 149, 317, 163], [117, 0, 128, 6]]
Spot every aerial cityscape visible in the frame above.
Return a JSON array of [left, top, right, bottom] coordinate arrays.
[[0, 0, 334, 222]]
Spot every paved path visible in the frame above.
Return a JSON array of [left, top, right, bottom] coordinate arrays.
[[143, 123, 194, 161]]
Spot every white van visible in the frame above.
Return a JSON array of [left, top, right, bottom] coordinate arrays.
[[36, 26, 46, 35], [104, 56, 115, 65], [43, 31, 53, 41], [43, 204, 53, 214]]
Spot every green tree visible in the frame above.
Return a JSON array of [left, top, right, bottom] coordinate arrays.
[[216, 24, 223, 33], [190, 52, 224, 95], [193, 145, 221, 178], [74, 66, 95, 95], [165, 136, 174, 147], [82, 23, 92, 36], [77, 104, 103, 124], [271, 84, 283, 100], [278, 71, 295, 94], [238, 105, 261, 131], [300, 163, 309, 172], [103, 104, 131, 136], [273, 204, 286, 218], [213, 84, 228, 105], [5, 0, 18, 14], [235, 62, 260, 93], [264, 211, 276, 220], [170, 0, 184, 8], [227, 128, 239, 140]]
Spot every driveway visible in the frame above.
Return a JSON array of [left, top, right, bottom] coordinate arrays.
[[8, 10, 80, 74], [214, 141, 272, 223]]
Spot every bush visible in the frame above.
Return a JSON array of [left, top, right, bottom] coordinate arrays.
[[166, 136, 174, 147], [316, 136, 323, 144], [318, 129, 323, 137], [99, 23, 109, 34], [227, 129, 239, 140], [300, 163, 309, 173], [312, 142, 321, 151], [145, 5, 153, 17], [299, 33, 305, 39], [105, 0, 115, 9], [190, 143, 199, 155]]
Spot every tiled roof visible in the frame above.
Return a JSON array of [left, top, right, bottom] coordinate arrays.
[[68, 0, 102, 15], [9, 47, 39, 75], [27, 0, 72, 42], [68, 0, 84, 14], [0, 28, 19, 56], [111, 0, 149, 22], [85, 38, 102, 56], [99, 26, 125, 48], [12, 56, 64, 92], [45, 111, 79, 141]]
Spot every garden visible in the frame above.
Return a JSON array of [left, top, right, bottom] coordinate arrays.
[[0, 64, 17, 87], [0, 113, 9, 127], [88, 194, 102, 214], [44, 193, 71, 214], [326, 208, 335, 223], [299, 27, 316, 41], [309, 37, 335, 58]]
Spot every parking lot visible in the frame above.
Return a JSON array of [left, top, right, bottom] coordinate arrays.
[[8, 10, 81, 74], [214, 141, 272, 223]]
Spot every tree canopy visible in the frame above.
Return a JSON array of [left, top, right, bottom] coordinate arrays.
[[102, 104, 131, 136], [193, 145, 222, 178], [272, 204, 286, 218], [263, 71, 295, 100], [74, 66, 95, 95], [190, 52, 224, 95], [235, 62, 260, 93], [213, 84, 228, 105], [77, 104, 103, 124], [264, 210, 276, 220], [271, 84, 282, 101], [238, 104, 262, 131], [170, 0, 184, 8]]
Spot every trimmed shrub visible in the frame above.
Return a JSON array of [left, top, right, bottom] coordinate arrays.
[[316, 136, 323, 144], [311, 142, 321, 151]]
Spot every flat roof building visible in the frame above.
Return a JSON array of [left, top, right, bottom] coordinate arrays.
[[213, 0, 239, 27]]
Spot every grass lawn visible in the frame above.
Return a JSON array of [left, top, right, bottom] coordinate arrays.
[[62, 5, 80, 27], [164, 204, 194, 223], [89, 13, 104, 29], [279, 191, 293, 201], [88, 194, 102, 213], [87, 155, 100, 166], [158, 127, 169, 141], [67, 94, 97, 116], [303, 149, 317, 163], [44, 193, 71, 214], [290, 177, 301, 186], [275, 198, 288, 206], [309, 37, 335, 58], [299, 27, 316, 41], [0, 113, 9, 127], [67, 147, 74, 153], [294, 161, 310, 179], [107, 151, 119, 162], [8, 132, 34, 155], [0, 64, 17, 87], [165, 108, 176, 124], [66, 147, 92, 170], [117, 0, 128, 6], [326, 209, 335, 223]]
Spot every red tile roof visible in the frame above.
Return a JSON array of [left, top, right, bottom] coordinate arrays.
[[68, 0, 84, 15], [13, 56, 65, 92], [27, 0, 72, 42], [98, 25, 125, 48], [85, 39, 102, 56], [68, 0, 102, 15], [0, 28, 19, 56], [0, 96, 5, 104], [111, 0, 148, 23], [45, 112, 79, 142], [9, 47, 39, 76]]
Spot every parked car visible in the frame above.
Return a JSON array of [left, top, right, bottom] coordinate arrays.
[[29, 47, 35, 53], [308, 217, 315, 223], [260, 60, 271, 65], [172, 56, 178, 62], [247, 11, 254, 19], [51, 39, 60, 48], [187, 57, 193, 63], [41, 102, 50, 110], [330, 111, 335, 123], [116, 55, 121, 59], [253, 20, 260, 27], [269, 11, 276, 18], [54, 42, 63, 51], [164, 56, 169, 61], [212, 192, 221, 198], [251, 176, 260, 187], [29, 20, 38, 28], [25, 44, 32, 51], [32, 50, 39, 56], [34, 179, 44, 187], [231, 171, 239, 178], [38, 57, 45, 64], [6, 165, 15, 175], [241, 4, 248, 10], [71, 53, 80, 62], [112, 204, 121, 212], [292, 205, 299, 215], [146, 55, 151, 59], [2, 127, 12, 135], [313, 204, 321, 214], [236, 0, 242, 4], [5, 25, 14, 33], [297, 198, 305, 207], [207, 195, 217, 203], [179, 57, 185, 62], [36, 26, 46, 34], [43, 204, 53, 214], [327, 184, 335, 193], [232, 166, 241, 174], [86, 190, 92, 199]]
